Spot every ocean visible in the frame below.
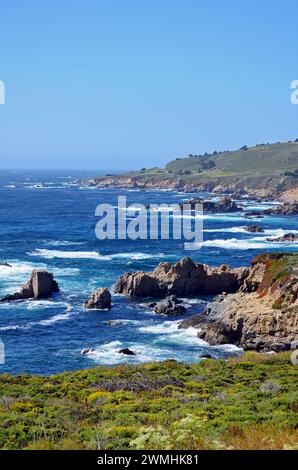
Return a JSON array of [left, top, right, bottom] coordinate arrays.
[[0, 169, 297, 374]]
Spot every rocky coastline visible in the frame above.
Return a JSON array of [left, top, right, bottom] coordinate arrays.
[[114, 253, 298, 352], [79, 173, 298, 203]]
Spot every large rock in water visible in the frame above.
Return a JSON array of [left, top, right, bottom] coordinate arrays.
[[179, 253, 298, 352], [84, 288, 111, 309], [244, 225, 264, 233], [1, 269, 59, 301], [154, 296, 186, 315], [114, 257, 249, 297]]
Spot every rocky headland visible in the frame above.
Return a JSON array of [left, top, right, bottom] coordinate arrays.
[[115, 253, 298, 351], [179, 253, 298, 351]]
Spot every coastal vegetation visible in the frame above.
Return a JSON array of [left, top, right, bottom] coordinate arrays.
[[0, 353, 297, 450]]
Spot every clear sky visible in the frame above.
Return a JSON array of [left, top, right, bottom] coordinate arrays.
[[0, 0, 298, 170]]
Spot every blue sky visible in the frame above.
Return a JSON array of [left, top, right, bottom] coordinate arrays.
[[0, 0, 297, 170]]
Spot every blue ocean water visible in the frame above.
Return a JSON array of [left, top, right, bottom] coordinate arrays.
[[0, 169, 297, 374]]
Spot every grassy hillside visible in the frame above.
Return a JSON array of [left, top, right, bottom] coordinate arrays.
[[0, 353, 297, 450], [164, 141, 298, 177]]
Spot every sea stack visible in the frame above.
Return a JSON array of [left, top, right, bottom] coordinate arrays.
[[84, 288, 112, 309], [1, 269, 59, 301]]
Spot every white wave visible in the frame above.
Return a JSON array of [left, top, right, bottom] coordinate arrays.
[[27, 249, 168, 262], [204, 227, 247, 233], [139, 319, 243, 353], [25, 300, 70, 310], [139, 320, 209, 346], [104, 319, 142, 326], [0, 262, 35, 278], [38, 313, 72, 326], [0, 324, 32, 331], [27, 249, 106, 260], [52, 267, 80, 276], [45, 240, 85, 247], [202, 237, 298, 250], [109, 252, 166, 261], [85, 340, 172, 365], [204, 227, 298, 235]]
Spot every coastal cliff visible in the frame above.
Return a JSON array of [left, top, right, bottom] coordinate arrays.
[[179, 253, 298, 351], [115, 253, 298, 352]]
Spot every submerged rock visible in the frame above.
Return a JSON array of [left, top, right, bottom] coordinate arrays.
[[115, 257, 249, 297], [84, 288, 111, 309], [0, 269, 59, 301], [119, 348, 136, 356]]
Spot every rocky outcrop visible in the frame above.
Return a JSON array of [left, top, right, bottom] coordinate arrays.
[[154, 296, 186, 315], [180, 197, 242, 213], [244, 225, 264, 233], [266, 233, 298, 243], [114, 257, 249, 298], [179, 253, 298, 351], [81, 348, 95, 355], [84, 288, 111, 309], [263, 202, 298, 216], [279, 187, 298, 203], [119, 348, 136, 356], [0, 269, 59, 301]]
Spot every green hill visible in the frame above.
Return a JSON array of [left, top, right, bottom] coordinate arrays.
[[81, 140, 298, 195], [165, 141, 298, 178]]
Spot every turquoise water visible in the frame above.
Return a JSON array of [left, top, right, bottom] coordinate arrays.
[[0, 170, 297, 374]]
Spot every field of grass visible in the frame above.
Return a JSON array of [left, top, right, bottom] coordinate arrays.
[[0, 352, 297, 450]]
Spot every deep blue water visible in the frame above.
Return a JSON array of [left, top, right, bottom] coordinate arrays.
[[0, 169, 297, 374]]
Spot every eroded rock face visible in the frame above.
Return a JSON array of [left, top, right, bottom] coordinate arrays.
[[84, 288, 111, 309], [179, 253, 298, 351], [1, 269, 59, 301], [114, 257, 249, 297]]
